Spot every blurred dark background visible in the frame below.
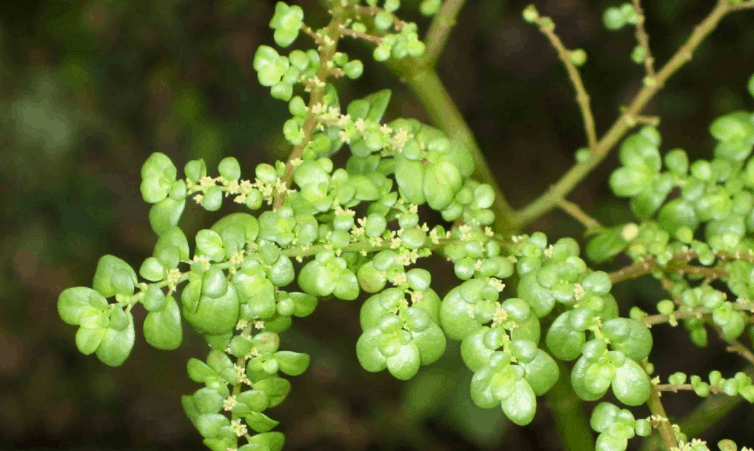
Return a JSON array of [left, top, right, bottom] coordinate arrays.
[[2, 0, 754, 450]]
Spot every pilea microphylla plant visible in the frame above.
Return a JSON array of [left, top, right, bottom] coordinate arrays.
[[56, 1, 754, 450]]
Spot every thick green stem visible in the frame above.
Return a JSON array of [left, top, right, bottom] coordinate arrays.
[[390, 61, 517, 235], [423, 0, 468, 67], [547, 361, 595, 451]]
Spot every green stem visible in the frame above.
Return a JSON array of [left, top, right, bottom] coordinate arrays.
[[390, 61, 517, 235], [646, 384, 679, 450], [557, 198, 602, 230], [423, 0, 468, 67], [515, 0, 739, 227], [547, 360, 595, 451]]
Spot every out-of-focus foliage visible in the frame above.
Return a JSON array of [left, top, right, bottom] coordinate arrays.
[[2, 0, 754, 450]]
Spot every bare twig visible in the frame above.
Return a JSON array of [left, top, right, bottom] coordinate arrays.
[[516, 0, 750, 227], [529, 11, 598, 149], [709, 322, 754, 365], [642, 302, 754, 327], [557, 198, 602, 229], [655, 384, 725, 395], [608, 251, 731, 285], [631, 0, 656, 78]]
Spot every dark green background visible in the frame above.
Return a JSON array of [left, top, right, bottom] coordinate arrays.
[[1, 0, 753, 450]]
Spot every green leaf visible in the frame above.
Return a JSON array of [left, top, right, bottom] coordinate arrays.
[[356, 328, 388, 372], [212, 213, 260, 247], [348, 175, 380, 201], [254, 46, 285, 87], [364, 89, 391, 123], [630, 174, 673, 220], [611, 359, 650, 406], [193, 387, 224, 414], [149, 198, 186, 236], [520, 349, 559, 396], [273, 351, 310, 376], [238, 444, 272, 451], [294, 160, 329, 188], [586, 226, 630, 264], [601, 318, 653, 361], [470, 366, 501, 409], [202, 267, 229, 298], [298, 261, 337, 297], [609, 166, 653, 197], [139, 257, 166, 282], [196, 229, 225, 262], [710, 112, 754, 142], [218, 157, 241, 181], [595, 433, 628, 451], [58, 287, 108, 325], [517, 273, 556, 318], [347, 98, 370, 120], [509, 339, 539, 364], [92, 255, 138, 298], [245, 411, 279, 433], [194, 413, 230, 438], [237, 390, 270, 413], [657, 198, 698, 234], [95, 311, 135, 367], [182, 394, 200, 422], [252, 332, 281, 354], [268, 255, 295, 288], [619, 134, 661, 170], [357, 261, 387, 293], [590, 402, 620, 433], [144, 295, 183, 350], [571, 356, 608, 401], [253, 377, 291, 408], [187, 358, 218, 383], [410, 322, 447, 366], [75, 326, 106, 355], [333, 270, 359, 300], [109, 308, 129, 331], [423, 161, 461, 211], [461, 327, 495, 372], [185, 159, 207, 184], [201, 186, 223, 211], [395, 158, 427, 205], [386, 343, 422, 380], [140, 152, 177, 203], [247, 432, 285, 451], [439, 288, 484, 341], [155, 227, 190, 261], [142, 284, 167, 312], [290, 292, 318, 317], [183, 285, 240, 335], [501, 378, 537, 426]]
